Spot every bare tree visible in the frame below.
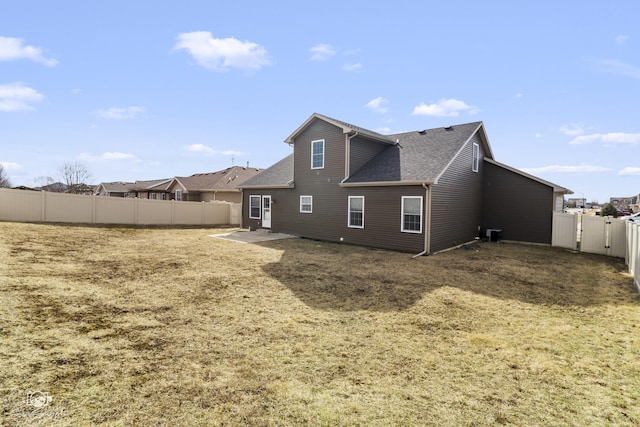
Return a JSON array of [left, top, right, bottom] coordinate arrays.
[[0, 164, 12, 188], [58, 162, 92, 194]]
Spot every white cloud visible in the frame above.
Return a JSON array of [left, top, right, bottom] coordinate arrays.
[[365, 97, 389, 114], [570, 132, 640, 145], [616, 35, 629, 44], [185, 144, 243, 157], [515, 93, 523, 99], [594, 59, 640, 79], [173, 31, 271, 72], [186, 144, 215, 154], [0, 82, 44, 111], [520, 165, 610, 174], [375, 127, 392, 134], [412, 98, 480, 117], [618, 167, 640, 176], [309, 44, 336, 61], [343, 62, 362, 72], [535, 133, 543, 138], [96, 106, 144, 120], [78, 152, 139, 162], [0, 161, 23, 171], [0, 36, 58, 66], [559, 124, 585, 136]]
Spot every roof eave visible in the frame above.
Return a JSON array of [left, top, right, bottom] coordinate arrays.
[[340, 180, 435, 187], [484, 158, 573, 194], [239, 183, 295, 189]]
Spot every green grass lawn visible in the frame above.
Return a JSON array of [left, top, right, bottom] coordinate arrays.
[[1, 222, 639, 426]]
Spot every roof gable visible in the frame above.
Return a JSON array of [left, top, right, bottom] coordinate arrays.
[[284, 113, 395, 145]]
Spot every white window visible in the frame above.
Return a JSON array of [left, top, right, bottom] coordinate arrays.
[[472, 142, 480, 173], [300, 195, 313, 213], [175, 190, 183, 201], [249, 195, 261, 219], [402, 196, 423, 233], [348, 196, 364, 228], [311, 139, 325, 169], [150, 193, 157, 200]]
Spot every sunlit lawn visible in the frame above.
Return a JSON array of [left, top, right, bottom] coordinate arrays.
[[1, 222, 638, 426]]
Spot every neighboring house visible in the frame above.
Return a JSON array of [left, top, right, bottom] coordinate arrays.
[[240, 113, 572, 255], [610, 195, 638, 212], [167, 166, 263, 203], [96, 179, 171, 199], [567, 198, 586, 209]]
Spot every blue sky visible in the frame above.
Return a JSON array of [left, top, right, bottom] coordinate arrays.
[[1, 0, 638, 203]]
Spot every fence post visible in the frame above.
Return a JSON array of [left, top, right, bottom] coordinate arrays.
[[41, 191, 46, 222]]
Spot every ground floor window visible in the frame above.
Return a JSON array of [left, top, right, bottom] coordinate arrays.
[[348, 196, 364, 228], [300, 195, 313, 213], [402, 196, 423, 233], [249, 195, 261, 219], [175, 190, 183, 201]]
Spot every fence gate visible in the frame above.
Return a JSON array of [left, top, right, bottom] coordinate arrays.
[[581, 215, 626, 258], [552, 212, 578, 249]]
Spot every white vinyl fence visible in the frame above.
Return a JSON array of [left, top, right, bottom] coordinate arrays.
[[552, 212, 640, 292], [0, 188, 241, 226]]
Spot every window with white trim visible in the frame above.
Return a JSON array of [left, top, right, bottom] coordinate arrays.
[[401, 196, 423, 233], [472, 142, 480, 173], [249, 195, 261, 219], [300, 195, 313, 213], [348, 196, 364, 228], [311, 139, 325, 169], [175, 190, 183, 201]]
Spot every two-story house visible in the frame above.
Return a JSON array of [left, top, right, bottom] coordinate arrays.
[[240, 113, 572, 255]]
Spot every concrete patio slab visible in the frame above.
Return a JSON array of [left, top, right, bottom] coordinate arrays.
[[211, 229, 297, 244]]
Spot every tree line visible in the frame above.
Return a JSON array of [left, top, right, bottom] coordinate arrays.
[[0, 162, 93, 194]]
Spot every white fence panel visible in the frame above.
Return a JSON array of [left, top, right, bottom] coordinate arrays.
[[0, 188, 241, 226], [552, 212, 578, 249], [44, 191, 94, 223], [608, 219, 627, 258], [138, 198, 173, 225], [581, 215, 607, 255], [95, 196, 136, 224], [0, 189, 42, 221]]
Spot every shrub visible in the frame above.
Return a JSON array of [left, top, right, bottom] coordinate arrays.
[[600, 203, 617, 217]]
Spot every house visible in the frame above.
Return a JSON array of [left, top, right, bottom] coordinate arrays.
[[166, 166, 263, 203], [239, 113, 572, 255], [610, 196, 638, 212], [96, 179, 172, 199]]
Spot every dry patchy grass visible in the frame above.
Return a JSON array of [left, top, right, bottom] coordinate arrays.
[[0, 222, 639, 426]]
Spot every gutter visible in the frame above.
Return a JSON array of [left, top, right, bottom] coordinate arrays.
[[412, 183, 431, 258]]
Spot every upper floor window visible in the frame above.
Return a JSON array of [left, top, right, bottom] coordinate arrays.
[[401, 196, 423, 233], [348, 196, 364, 228], [300, 195, 313, 213], [311, 139, 325, 169], [249, 195, 261, 219], [472, 142, 480, 173]]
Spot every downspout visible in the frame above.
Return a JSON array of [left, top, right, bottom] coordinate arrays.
[[412, 183, 431, 258]]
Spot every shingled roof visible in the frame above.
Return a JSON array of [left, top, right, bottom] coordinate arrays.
[[239, 154, 294, 188], [243, 116, 490, 187], [171, 166, 263, 192], [343, 121, 485, 185]]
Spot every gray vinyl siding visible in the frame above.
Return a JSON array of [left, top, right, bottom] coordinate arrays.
[[482, 162, 553, 244], [349, 136, 389, 176], [430, 134, 484, 253]]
